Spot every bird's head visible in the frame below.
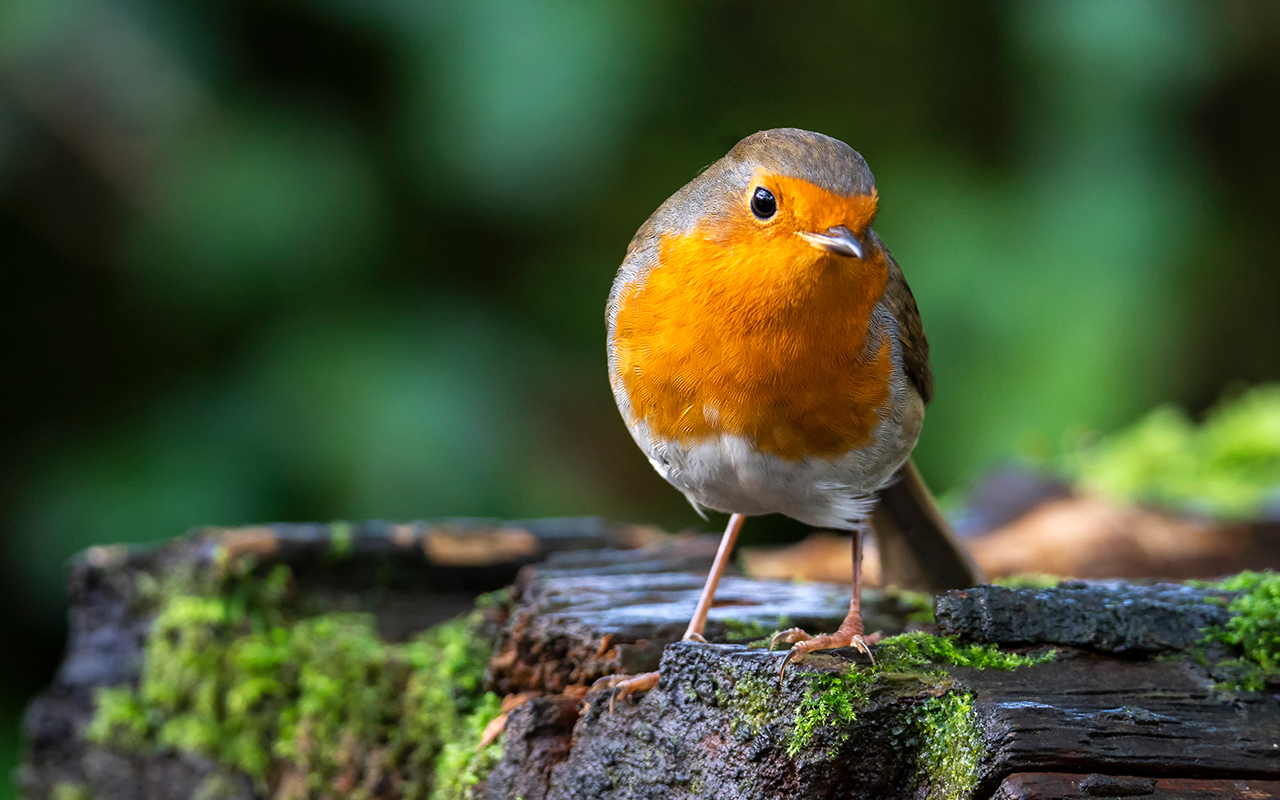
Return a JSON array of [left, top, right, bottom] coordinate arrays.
[[651, 128, 884, 287]]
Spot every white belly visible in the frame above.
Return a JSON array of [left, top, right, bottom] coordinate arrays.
[[622, 376, 924, 531]]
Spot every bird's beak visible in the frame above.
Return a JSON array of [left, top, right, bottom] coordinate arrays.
[[798, 225, 863, 259]]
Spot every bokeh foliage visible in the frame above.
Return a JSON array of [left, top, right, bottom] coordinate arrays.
[[1068, 384, 1280, 519], [2, 1, 1279, 796]]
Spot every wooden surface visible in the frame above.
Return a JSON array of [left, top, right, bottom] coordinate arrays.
[[20, 518, 660, 800], [994, 773, 1280, 799], [19, 517, 1280, 800], [488, 560, 1280, 800], [487, 539, 928, 696]]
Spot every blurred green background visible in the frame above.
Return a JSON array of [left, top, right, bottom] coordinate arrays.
[[2, 0, 1279, 793]]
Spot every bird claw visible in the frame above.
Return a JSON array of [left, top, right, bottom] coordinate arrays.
[[768, 627, 811, 651], [774, 630, 878, 680], [585, 631, 705, 713], [476, 712, 509, 749], [590, 671, 660, 712]]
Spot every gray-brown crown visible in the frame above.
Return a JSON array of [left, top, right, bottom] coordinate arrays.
[[726, 128, 876, 197]]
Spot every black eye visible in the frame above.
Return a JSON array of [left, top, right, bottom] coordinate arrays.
[[750, 186, 777, 219]]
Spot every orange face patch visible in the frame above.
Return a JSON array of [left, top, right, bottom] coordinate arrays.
[[612, 175, 893, 461]]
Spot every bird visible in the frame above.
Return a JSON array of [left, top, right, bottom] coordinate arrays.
[[598, 128, 983, 705]]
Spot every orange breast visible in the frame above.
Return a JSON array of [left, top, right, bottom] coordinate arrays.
[[612, 196, 893, 462]]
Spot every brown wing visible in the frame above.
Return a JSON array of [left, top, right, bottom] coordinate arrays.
[[876, 240, 933, 404], [872, 461, 985, 590]]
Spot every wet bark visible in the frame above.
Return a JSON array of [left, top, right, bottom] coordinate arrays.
[[19, 518, 1280, 800], [488, 565, 1279, 800]]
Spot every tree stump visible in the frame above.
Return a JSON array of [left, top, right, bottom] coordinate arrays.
[[19, 519, 1280, 800]]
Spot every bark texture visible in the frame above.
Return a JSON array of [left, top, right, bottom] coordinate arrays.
[[19, 518, 1280, 800]]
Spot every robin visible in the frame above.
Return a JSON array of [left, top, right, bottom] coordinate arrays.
[[600, 128, 983, 704]]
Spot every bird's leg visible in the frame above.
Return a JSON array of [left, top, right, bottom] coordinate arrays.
[[771, 529, 875, 679], [592, 513, 746, 710], [682, 512, 745, 642]]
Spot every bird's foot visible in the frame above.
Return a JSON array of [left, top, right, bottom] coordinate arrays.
[[590, 671, 660, 712], [588, 631, 708, 711], [770, 627, 881, 679]]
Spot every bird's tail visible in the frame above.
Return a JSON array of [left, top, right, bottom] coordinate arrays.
[[870, 460, 985, 592]]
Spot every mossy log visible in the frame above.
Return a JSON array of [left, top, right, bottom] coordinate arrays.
[[993, 773, 1280, 799], [489, 565, 1279, 800], [487, 546, 930, 697], [20, 519, 662, 800], [20, 519, 1280, 800]]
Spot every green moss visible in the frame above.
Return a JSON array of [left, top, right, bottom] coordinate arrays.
[[86, 564, 496, 800], [473, 588, 511, 611], [786, 668, 873, 757], [889, 588, 936, 625], [726, 675, 775, 737], [786, 632, 1049, 761], [742, 631, 786, 650], [722, 616, 792, 646], [85, 687, 149, 748], [192, 773, 245, 800], [329, 521, 353, 558], [429, 692, 505, 800], [723, 619, 770, 642], [1065, 383, 1280, 519], [876, 632, 1056, 672], [993, 573, 1063, 590], [50, 782, 90, 800], [1200, 570, 1280, 691], [911, 693, 981, 800]]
